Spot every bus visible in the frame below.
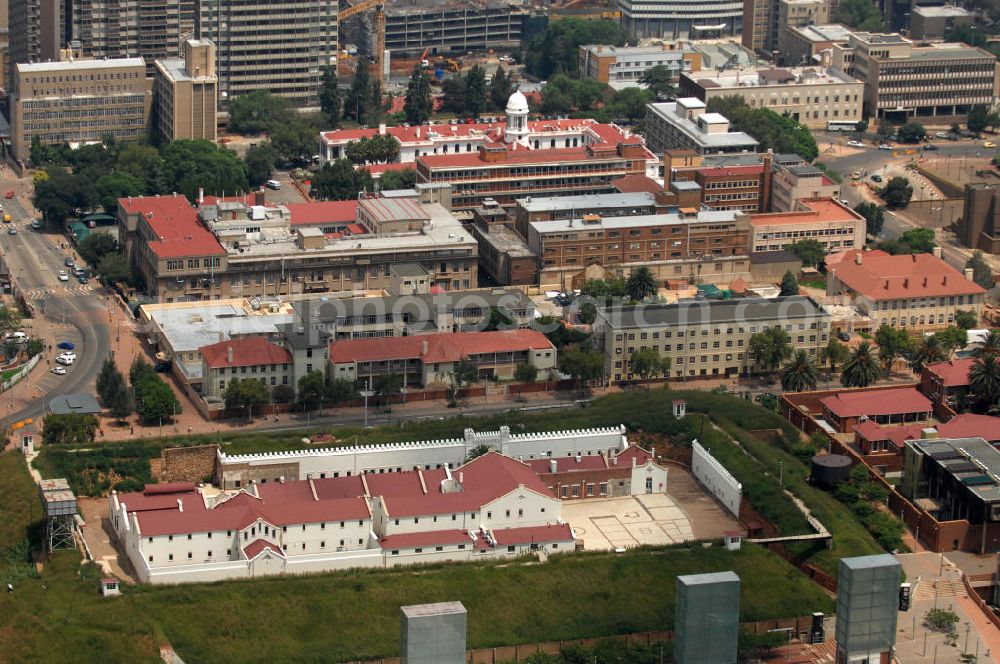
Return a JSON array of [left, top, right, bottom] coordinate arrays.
[[826, 120, 861, 132]]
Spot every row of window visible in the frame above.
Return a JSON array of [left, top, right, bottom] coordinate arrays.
[[869, 294, 978, 310], [615, 321, 821, 340]]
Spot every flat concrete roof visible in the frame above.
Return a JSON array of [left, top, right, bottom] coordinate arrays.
[[529, 209, 740, 234], [516, 192, 657, 212], [19, 57, 145, 72], [647, 102, 759, 149], [597, 295, 829, 328], [913, 5, 972, 17], [48, 393, 101, 415]]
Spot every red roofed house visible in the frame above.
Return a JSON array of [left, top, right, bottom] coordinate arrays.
[[199, 337, 293, 400], [820, 386, 933, 433], [827, 251, 985, 332], [526, 445, 668, 499], [855, 413, 1000, 475], [921, 358, 975, 406], [750, 198, 865, 254], [329, 329, 557, 387], [109, 449, 576, 583]]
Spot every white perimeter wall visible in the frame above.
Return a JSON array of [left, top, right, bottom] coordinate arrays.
[[691, 440, 742, 517]]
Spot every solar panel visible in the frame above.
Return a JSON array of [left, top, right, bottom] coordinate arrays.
[[962, 475, 995, 486]]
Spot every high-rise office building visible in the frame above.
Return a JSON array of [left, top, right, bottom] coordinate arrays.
[[70, 0, 186, 74], [8, 0, 68, 91], [196, 0, 337, 109]]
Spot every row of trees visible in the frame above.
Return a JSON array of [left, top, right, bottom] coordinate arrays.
[[706, 96, 818, 161], [438, 66, 515, 119], [129, 358, 182, 425]]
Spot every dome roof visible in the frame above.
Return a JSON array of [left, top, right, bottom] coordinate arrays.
[[506, 90, 529, 114]]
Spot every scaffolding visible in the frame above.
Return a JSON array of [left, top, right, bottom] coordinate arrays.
[[39, 478, 78, 552]]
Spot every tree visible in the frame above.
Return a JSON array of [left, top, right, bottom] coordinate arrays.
[[134, 376, 181, 426], [855, 119, 869, 135], [875, 324, 912, 377], [489, 67, 514, 110], [403, 64, 433, 126], [116, 143, 165, 193], [106, 378, 131, 420], [836, 0, 884, 30], [854, 202, 885, 237], [271, 384, 295, 405], [297, 370, 327, 411], [440, 77, 467, 115], [629, 348, 669, 380], [896, 122, 927, 143], [244, 143, 279, 186], [95, 171, 145, 213], [955, 309, 979, 330], [464, 65, 487, 118], [466, 444, 492, 462], [558, 347, 604, 391], [781, 350, 819, 392], [973, 329, 1000, 358], [227, 90, 292, 135], [450, 357, 479, 401], [269, 120, 316, 164], [42, 413, 99, 445], [372, 373, 402, 407], [780, 270, 799, 296], [970, 354, 1000, 412], [0, 307, 22, 340], [97, 253, 131, 284], [524, 18, 626, 79], [966, 251, 994, 289], [639, 64, 677, 99], [160, 140, 248, 201], [881, 227, 937, 255], [968, 104, 990, 135], [514, 363, 539, 383], [787, 239, 825, 268], [841, 341, 881, 387], [130, 356, 155, 386], [345, 60, 374, 124], [26, 338, 44, 358], [377, 168, 417, 191], [310, 159, 374, 200], [78, 233, 119, 268], [938, 325, 970, 356], [325, 377, 358, 405], [823, 338, 849, 374], [706, 96, 818, 161], [749, 326, 792, 372], [880, 176, 913, 209], [223, 377, 271, 418], [908, 334, 946, 375], [625, 266, 658, 301], [483, 306, 515, 332], [607, 87, 655, 123], [532, 315, 589, 348], [344, 135, 399, 165], [318, 65, 341, 125]]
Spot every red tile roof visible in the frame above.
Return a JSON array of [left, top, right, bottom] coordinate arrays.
[[287, 201, 359, 226], [200, 337, 292, 369], [119, 195, 226, 258], [243, 539, 284, 559], [526, 454, 608, 474], [750, 198, 864, 227], [924, 358, 975, 388], [378, 529, 472, 550], [821, 387, 932, 419], [831, 252, 984, 301], [855, 413, 1000, 448], [825, 248, 890, 268], [491, 523, 575, 546], [143, 482, 197, 495], [612, 174, 664, 195], [328, 330, 555, 365]]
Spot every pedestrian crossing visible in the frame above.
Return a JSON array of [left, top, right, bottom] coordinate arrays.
[[21, 284, 95, 301]]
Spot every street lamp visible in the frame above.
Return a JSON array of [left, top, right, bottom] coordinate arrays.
[[778, 461, 784, 489], [361, 383, 375, 428]]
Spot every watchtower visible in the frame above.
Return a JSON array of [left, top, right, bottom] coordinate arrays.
[[39, 478, 78, 552]]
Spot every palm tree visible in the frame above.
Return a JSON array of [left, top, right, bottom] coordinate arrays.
[[625, 266, 658, 302], [841, 342, 881, 388], [970, 353, 1000, 413], [908, 335, 946, 375], [973, 329, 1000, 358], [781, 350, 819, 392], [822, 338, 849, 375]]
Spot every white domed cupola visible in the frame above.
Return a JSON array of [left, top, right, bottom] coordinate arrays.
[[505, 90, 529, 144]]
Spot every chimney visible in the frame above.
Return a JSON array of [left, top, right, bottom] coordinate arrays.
[[458, 471, 463, 484], [218, 331, 224, 342], [227, 346, 234, 364], [923, 277, 927, 287], [933, 246, 942, 258], [254, 189, 265, 206], [379, 123, 387, 136], [855, 252, 862, 265], [421, 340, 428, 356], [177, 498, 184, 512], [965, 267, 975, 281], [911, 254, 917, 262], [943, 276, 947, 285], [549, 458, 558, 474], [198, 187, 204, 204], [903, 278, 909, 288], [884, 279, 889, 289], [575, 452, 582, 464]]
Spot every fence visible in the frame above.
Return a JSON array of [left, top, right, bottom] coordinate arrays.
[[1, 354, 39, 391]]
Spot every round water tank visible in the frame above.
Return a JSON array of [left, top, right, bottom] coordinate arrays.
[[811, 453, 852, 488]]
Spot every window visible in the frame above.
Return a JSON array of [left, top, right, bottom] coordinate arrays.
[[507, 545, 515, 552]]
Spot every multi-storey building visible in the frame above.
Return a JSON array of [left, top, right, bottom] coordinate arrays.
[[668, 154, 773, 213], [826, 250, 986, 331], [618, 0, 743, 40], [70, 0, 186, 75], [579, 43, 702, 89], [382, 0, 526, 57], [770, 161, 841, 211], [836, 32, 1000, 122], [750, 198, 864, 253], [679, 66, 863, 128], [117, 190, 478, 302], [644, 98, 759, 156], [512, 192, 665, 239], [525, 208, 752, 289], [328, 329, 557, 387], [593, 295, 831, 382], [195, 0, 337, 108], [153, 38, 217, 143], [909, 5, 973, 40], [741, 0, 774, 54], [782, 24, 853, 70], [200, 337, 293, 401], [109, 450, 578, 583], [8, 0, 66, 92], [776, 0, 828, 59], [13, 53, 151, 162], [960, 183, 1000, 253]]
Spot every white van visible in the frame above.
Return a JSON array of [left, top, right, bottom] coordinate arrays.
[[265, 179, 281, 190], [6, 331, 28, 343]]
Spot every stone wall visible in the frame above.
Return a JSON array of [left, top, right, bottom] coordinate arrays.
[[157, 445, 219, 483], [691, 441, 742, 517]]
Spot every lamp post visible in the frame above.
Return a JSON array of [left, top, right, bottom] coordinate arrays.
[[778, 460, 784, 490], [361, 382, 374, 428]]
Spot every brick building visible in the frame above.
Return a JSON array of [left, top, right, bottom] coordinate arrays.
[[750, 198, 864, 254], [820, 387, 933, 433], [526, 446, 668, 499]]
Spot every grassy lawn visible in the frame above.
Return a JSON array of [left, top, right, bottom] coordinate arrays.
[[0, 544, 832, 663], [0, 451, 40, 551], [799, 278, 827, 290]]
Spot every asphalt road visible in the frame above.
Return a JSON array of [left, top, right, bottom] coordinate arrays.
[[0, 200, 111, 430]]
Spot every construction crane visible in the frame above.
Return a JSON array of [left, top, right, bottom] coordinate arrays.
[[338, 0, 386, 85]]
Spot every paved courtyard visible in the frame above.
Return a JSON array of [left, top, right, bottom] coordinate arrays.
[[563, 494, 698, 550]]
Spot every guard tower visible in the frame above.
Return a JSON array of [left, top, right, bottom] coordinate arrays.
[[39, 478, 78, 552]]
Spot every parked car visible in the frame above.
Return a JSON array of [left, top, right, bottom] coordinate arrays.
[[837, 331, 851, 342], [4, 191, 13, 199], [50, 366, 66, 375], [871, 174, 883, 183], [935, 132, 950, 138], [76, 274, 88, 284], [63, 256, 74, 267], [878, 144, 894, 150], [5, 332, 27, 343], [923, 143, 938, 150], [846, 140, 865, 148], [985, 141, 996, 149], [57, 270, 69, 281], [55, 353, 76, 365], [264, 179, 282, 190], [7, 227, 16, 235], [30, 220, 42, 231], [154, 362, 171, 373]]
